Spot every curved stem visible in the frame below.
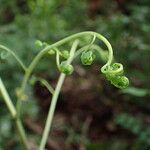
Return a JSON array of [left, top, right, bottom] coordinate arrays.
[[0, 44, 27, 71], [94, 32, 113, 65], [22, 31, 113, 90], [36, 77, 54, 95], [92, 45, 109, 62], [73, 44, 106, 60], [39, 40, 79, 150], [0, 78, 29, 150], [17, 31, 113, 113]]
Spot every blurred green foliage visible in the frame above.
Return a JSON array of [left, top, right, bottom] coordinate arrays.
[[115, 113, 150, 149], [0, 0, 150, 149]]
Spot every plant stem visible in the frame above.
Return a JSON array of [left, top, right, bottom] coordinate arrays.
[[39, 40, 79, 150], [16, 31, 113, 127], [74, 44, 104, 59], [39, 73, 66, 150], [0, 78, 16, 118], [37, 77, 54, 95], [0, 78, 29, 150], [0, 44, 27, 71], [15, 118, 29, 150], [21, 31, 113, 96]]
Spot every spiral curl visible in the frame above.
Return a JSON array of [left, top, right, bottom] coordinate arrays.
[[101, 63, 129, 89]]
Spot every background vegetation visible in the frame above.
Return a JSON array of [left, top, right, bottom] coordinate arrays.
[[0, 0, 149, 150]]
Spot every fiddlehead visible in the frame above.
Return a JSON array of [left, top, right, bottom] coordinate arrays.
[[0, 31, 129, 150], [80, 50, 95, 65], [101, 63, 129, 89], [59, 61, 74, 75]]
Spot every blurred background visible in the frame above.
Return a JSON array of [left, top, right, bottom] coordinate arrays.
[[0, 0, 150, 150]]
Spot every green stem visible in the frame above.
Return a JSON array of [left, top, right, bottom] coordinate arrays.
[[0, 78, 29, 150], [15, 119, 29, 150], [74, 44, 102, 58], [0, 44, 27, 71], [56, 50, 60, 70], [39, 40, 79, 150], [36, 77, 54, 95], [17, 31, 113, 117], [0, 78, 16, 118], [74, 44, 109, 63], [39, 73, 65, 150], [13, 31, 113, 148], [21, 31, 113, 92]]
